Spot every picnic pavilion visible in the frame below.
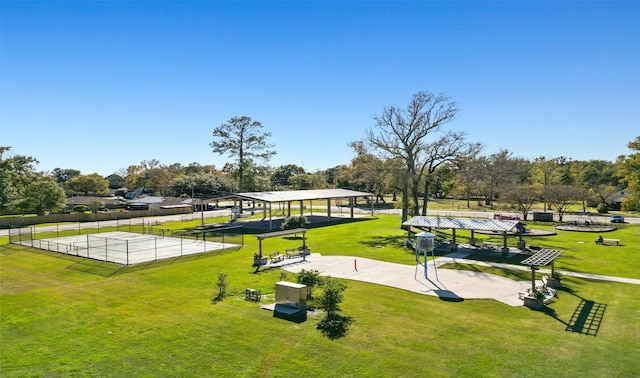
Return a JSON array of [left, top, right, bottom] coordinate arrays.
[[402, 216, 525, 255], [216, 188, 373, 230]]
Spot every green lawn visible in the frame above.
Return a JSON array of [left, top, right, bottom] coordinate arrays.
[[1, 215, 639, 377]]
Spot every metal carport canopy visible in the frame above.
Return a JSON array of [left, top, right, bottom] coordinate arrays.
[[231, 189, 372, 202], [403, 216, 519, 232], [217, 189, 372, 230]]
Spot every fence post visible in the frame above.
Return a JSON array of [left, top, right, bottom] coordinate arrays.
[[126, 240, 129, 266], [155, 238, 157, 261]]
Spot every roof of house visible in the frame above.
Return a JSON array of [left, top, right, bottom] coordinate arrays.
[[127, 196, 193, 206], [66, 196, 123, 206]]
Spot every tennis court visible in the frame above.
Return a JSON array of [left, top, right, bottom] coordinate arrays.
[[24, 231, 239, 265]]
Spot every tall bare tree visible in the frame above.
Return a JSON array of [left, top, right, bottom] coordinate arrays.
[[501, 184, 540, 220], [366, 91, 470, 221], [418, 132, 482, 215]]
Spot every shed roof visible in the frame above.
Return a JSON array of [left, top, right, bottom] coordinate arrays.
[[403, 216, 519, 232], [230, 189, 372, 203]]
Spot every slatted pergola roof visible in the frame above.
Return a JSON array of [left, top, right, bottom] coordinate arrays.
[[402, 216, 519, 232], [521, 248, 563, 293], [521, 248, 563, 267]]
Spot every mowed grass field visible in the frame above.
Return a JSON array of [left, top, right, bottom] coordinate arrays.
[[1, 214, 639, 377]]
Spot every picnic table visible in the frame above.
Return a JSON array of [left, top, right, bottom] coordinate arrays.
[[480, 242, 501, 251]]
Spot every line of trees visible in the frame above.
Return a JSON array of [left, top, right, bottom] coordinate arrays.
[[2, 92, 638, 217]]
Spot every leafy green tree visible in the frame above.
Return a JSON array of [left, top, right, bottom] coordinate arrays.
[[475, 150, 529, 209], [106, 174, 126, 189], [317, 277, 347, 318], [51, 168, 81, 184], [0, 147, 39, 213], [271, 164, 306, 188], [618, 136, 640, 211], [66, 173, 109, 195], [296, 269, 322, 299], [451, 154, 483, 207], [21, 177, 66, 215], [579, 160, 620, 209], [345, 141, 393, 202], [289, 173, 323, 190]]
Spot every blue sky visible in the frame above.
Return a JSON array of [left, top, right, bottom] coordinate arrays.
[[1, 1, 638, 177]]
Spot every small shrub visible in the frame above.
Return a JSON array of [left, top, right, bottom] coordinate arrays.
[[213, 272, 228, 302], [296, 269, 321, 299], [596, 203, 609, 213], [73, 205, 90, 213], [281, 215, 308, 230]]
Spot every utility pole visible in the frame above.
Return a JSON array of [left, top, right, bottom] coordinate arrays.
[[543, 170, 548, 212]]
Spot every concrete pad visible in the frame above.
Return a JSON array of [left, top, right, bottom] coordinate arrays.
[[282, 253, 530, 307]]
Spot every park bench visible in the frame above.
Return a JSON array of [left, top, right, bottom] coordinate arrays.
[[269, 251, 284, 263], [480, 242, 501, 251], [285, 247, 310, 259], [602, 238, 620, 246]]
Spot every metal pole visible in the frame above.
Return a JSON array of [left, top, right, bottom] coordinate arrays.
[[424, 249, 428, 278], [431, 248, 438, 281]]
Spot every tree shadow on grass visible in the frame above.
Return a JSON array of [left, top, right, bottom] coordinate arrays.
[[316, 314, 354, 340], [359, 234, 407, 249]]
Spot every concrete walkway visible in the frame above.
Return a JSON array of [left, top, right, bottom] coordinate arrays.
[[279, 251, 640, 307]]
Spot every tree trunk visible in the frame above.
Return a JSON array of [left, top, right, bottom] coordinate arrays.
[[411, 176, 420, 218], [401, 181, 409, 223], [421, 179, 430, 216]]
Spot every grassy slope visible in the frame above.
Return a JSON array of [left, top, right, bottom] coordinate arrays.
[[1, 215, 639, 377]]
